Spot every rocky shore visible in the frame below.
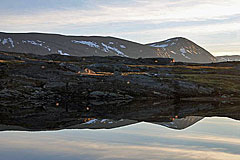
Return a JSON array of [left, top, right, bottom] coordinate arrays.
[[0, 51, 240, 130]]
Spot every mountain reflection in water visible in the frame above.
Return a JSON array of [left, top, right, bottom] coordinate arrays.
[[0, 100, 239, 131], [0, 101, 240, 160], [0, 117, 240, 160]]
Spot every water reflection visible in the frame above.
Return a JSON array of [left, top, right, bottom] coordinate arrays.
[[0, 118, 240, 160], [0, 101, 240, 159], [0, 100, 239, 131]]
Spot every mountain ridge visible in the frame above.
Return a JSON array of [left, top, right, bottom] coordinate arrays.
[[0, 32, 216, 63], [216, 55, 240, 62]]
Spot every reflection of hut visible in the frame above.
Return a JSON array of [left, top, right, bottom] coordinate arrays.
[[84, 68, 95, 74]]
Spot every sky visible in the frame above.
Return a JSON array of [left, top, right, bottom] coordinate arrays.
[[0, 117, 240, 160], [0, 0, 239, 56]]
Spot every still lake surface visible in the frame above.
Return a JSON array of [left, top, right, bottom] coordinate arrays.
[[0, 117, 239, 160]]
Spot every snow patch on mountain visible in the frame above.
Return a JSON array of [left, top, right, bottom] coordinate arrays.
[[101, 43, 128, 57], [45, 47, 51, 52], [84, 119, 98, 124], [72, 40, 100, 48], [180, 48, 187, 54], [180, 48, 191, 59], [2, 39, 8, 45], [83, 119, 118, 125], [21, 40, 51, 51], [150, 44, 169, 48], [36, 40, 45, 44], [8, 38, 14, 47], [120, 45, 126, 49], [1, 38, 15, 47], [22, 40, 44, 46], [58, 50, 70, 56]]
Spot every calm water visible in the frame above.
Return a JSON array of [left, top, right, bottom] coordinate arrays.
[[0, 117, 239, 160]]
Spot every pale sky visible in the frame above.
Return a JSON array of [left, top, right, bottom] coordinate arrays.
[[0, 0, 239, 56]]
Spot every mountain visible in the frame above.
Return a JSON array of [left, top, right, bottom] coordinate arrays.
[[0, 119, 138, 131], [147, 37, 216, 63], [216, 55, 240, 62], [0, 117, 203, 131], [156, 116, 203, 130], [0, 32, 216, 63], [0, 32, 159, 58]]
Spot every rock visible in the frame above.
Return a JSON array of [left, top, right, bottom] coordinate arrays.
[[89, 91, 133, 100], [44, 82, 66, 89], [177, 81, 214, 96], [0, 51, 239, 110], [59, 63, 83, 73], [0, 89, 23, 98]]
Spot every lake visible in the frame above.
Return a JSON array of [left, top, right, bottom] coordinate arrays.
[[0, 117, 239, 160]]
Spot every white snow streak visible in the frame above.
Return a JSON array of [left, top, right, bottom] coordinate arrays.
[[101, 43, 128, 57], [0, 38, 15, 48], [150, 44, 169, 48], [180, 47, 191, 59], [120, 45, 126, 48], [84, 119, 98, 124], [72, 40, 100, 48], [58, 50, 70, 56]]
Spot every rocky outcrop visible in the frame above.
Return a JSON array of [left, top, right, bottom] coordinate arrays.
[[0, 51, 239, 106]]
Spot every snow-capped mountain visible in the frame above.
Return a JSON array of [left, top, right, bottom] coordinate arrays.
[[0, 32, 216, 63], [216, 55, 240, 62], [0, 32, 158, 58], [147, 37, 216, 63]]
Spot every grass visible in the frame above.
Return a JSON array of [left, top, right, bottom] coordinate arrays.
[[121, 72, 147, 76], [0, 60, 25, 63], [181, 74, 240, 93], [79, 72, 148, 76]]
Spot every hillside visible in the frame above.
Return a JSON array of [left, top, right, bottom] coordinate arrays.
[[216, 55, 240, 62], [0, 32, 216, 63], [147, 37, 216, 63]]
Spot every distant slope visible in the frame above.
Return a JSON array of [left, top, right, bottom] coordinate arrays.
[[216, 55, 240, 62], [0, 32, 158, 58], [147, 37, 216, 63], [0, 32, 216, 63]]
